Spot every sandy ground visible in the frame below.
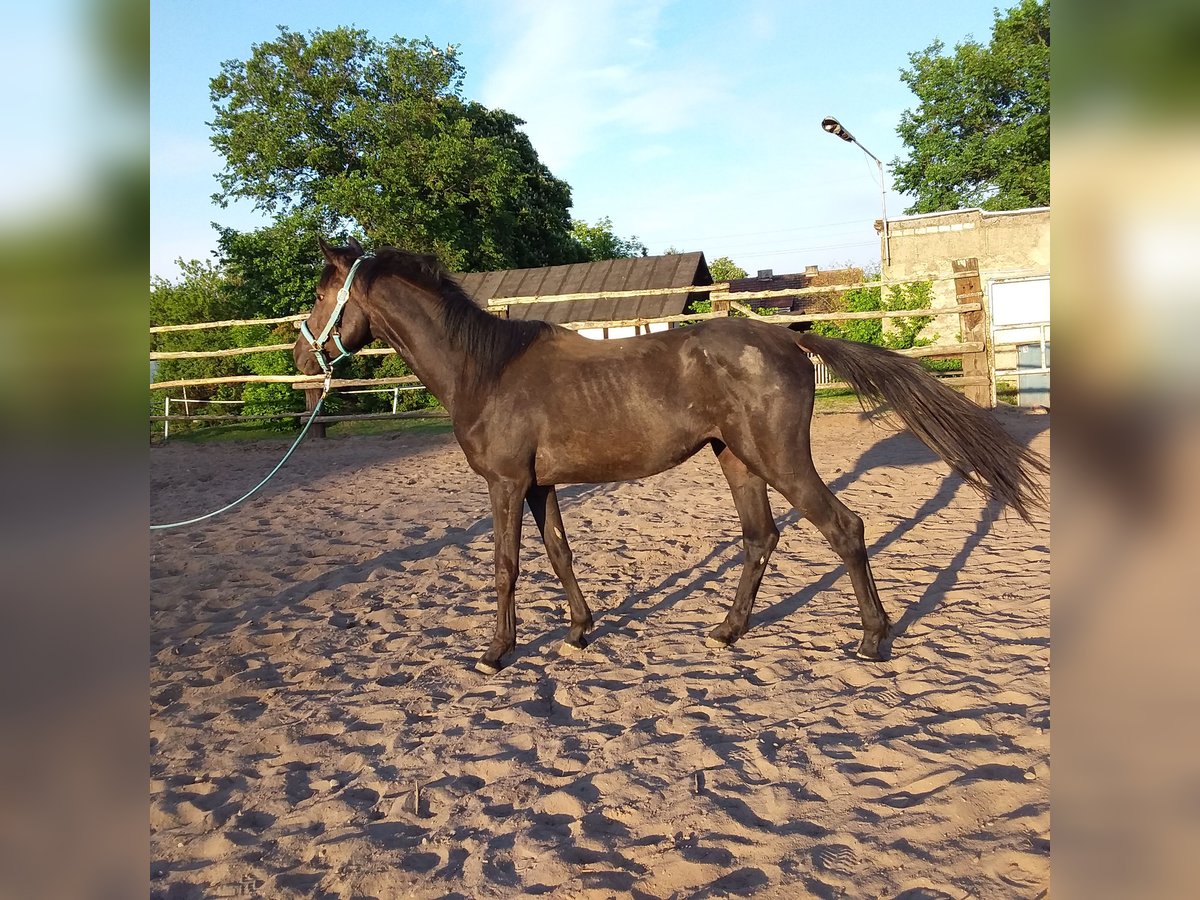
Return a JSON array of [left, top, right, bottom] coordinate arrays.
[[150, 408, 1050, 900]]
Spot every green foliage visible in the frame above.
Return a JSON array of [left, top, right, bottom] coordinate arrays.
[[237, 325, 303, 429], [151, 262, 299, 430], [150, 259, 251, 397], [680, 298, 776, 321], [373, 353, 439, 412], [569, 217, 648, 261], [240, 383, 299, 429], [812, 281, 936, 350], [683, 258, 746, 317], [708, 256, 747, 282], [892, 0, 1049, 213], [217, 209, 330, 317], [209, 26, 580, 271], [923, 357, 963, 373]]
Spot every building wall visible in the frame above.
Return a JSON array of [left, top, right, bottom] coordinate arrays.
[[881, 207, 1050, 350]]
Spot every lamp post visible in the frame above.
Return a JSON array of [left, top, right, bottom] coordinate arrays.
[[821, 115, 890, 268]]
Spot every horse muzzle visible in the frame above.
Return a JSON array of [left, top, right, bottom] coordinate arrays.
[[293, 340, 323, 376]]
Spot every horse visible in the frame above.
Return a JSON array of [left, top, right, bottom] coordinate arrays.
[[295, 239, 1048, 675]]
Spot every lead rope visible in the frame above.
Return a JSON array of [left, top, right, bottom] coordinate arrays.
[[150, 379, 330, 531]]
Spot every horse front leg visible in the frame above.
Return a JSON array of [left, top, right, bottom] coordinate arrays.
[[526, 485, 594, 653], [476, 477, 527, 675]]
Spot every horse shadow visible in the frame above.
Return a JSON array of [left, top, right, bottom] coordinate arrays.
[[254, 480, 625, 614], [757, 412, 1047, 647], [522, 411, 1048, 661]]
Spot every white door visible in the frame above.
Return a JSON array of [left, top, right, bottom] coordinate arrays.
[[990, 277, 1050, 407]]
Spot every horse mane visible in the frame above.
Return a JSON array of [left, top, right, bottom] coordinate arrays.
[[362, 248, 553, 385]]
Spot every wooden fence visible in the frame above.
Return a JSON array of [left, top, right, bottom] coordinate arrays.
[[149, 257, 994, 438]]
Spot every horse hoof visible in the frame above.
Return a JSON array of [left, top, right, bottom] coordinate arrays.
[[854, 646, 887, 662], [705, 636, 730, 650], [474, 660, 501, 675]]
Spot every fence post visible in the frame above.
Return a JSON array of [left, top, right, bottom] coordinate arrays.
[[951, 257, 993, 407], [163, 397, 170, 441], [305, 388, 327, 438], [710, 290, 731, 317]]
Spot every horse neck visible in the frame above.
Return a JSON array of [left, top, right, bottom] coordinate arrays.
[[364, 278, 464, 414]]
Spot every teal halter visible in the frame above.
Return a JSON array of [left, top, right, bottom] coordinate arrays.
[[300, 254, 372, 374]]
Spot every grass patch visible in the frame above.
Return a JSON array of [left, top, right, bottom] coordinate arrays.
[[328, 417, 453, 438]]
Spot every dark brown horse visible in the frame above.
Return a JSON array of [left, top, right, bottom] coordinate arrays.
[[295, 240, 1047, 674]]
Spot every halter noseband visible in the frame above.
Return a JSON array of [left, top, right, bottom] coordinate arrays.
[[300, 254, 372, 375]]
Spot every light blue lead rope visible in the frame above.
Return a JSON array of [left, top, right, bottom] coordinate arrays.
[[150, 387, 328, 531]]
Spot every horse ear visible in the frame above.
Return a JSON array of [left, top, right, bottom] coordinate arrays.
[[318, 237, 340, 266], [348, 236, 364, 255]]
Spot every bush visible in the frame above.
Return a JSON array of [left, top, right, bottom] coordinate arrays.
[[241, 383, 301, 430], [373, 354, 441, 412], [812, 280, 936, 351]]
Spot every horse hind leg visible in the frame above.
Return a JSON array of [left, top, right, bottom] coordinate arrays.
[[775, 463, 891, 660], [527, 485, 594, 653], [707, 445, 780, 649]]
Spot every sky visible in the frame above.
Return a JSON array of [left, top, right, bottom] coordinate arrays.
[[150, 0, 1003, 282]]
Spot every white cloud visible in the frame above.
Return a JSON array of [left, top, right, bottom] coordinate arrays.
[[477, 0, 727, 172]]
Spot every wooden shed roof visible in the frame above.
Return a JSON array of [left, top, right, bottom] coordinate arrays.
[[727, 265, 864, 313], [457, 252, 712, 325]]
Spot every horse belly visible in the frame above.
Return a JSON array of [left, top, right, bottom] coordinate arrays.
[[534, 421, 709, 484], [527, 345, 719, 483]]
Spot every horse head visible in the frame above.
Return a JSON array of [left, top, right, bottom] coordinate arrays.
[[294, 237, 375, 376]]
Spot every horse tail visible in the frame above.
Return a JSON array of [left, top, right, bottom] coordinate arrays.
[[791, 330, 1048, 523]]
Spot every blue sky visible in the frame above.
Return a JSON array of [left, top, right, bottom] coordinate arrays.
[[151, 0, 1002, 281]]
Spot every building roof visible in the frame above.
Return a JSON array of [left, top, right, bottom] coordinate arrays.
[[457, 252, 712, 325], [727, 265, 864, 313]]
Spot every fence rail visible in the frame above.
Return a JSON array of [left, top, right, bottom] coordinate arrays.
[[151, 261, 995, 437], [482, 273, 960, 308], [149, 374, 423, 391], [150, 313, 307, 334]]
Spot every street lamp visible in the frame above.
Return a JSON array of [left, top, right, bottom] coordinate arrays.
[[821, 115, 890, 267]]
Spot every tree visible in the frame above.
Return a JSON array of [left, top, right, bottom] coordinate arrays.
[[707, 256, 747, 282], [892, 0, 1049, 213], [215, 209, 330, 317], [209, 26, 579, 271], [150, 259, 258, 414], [570, 217, 648, 261]]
